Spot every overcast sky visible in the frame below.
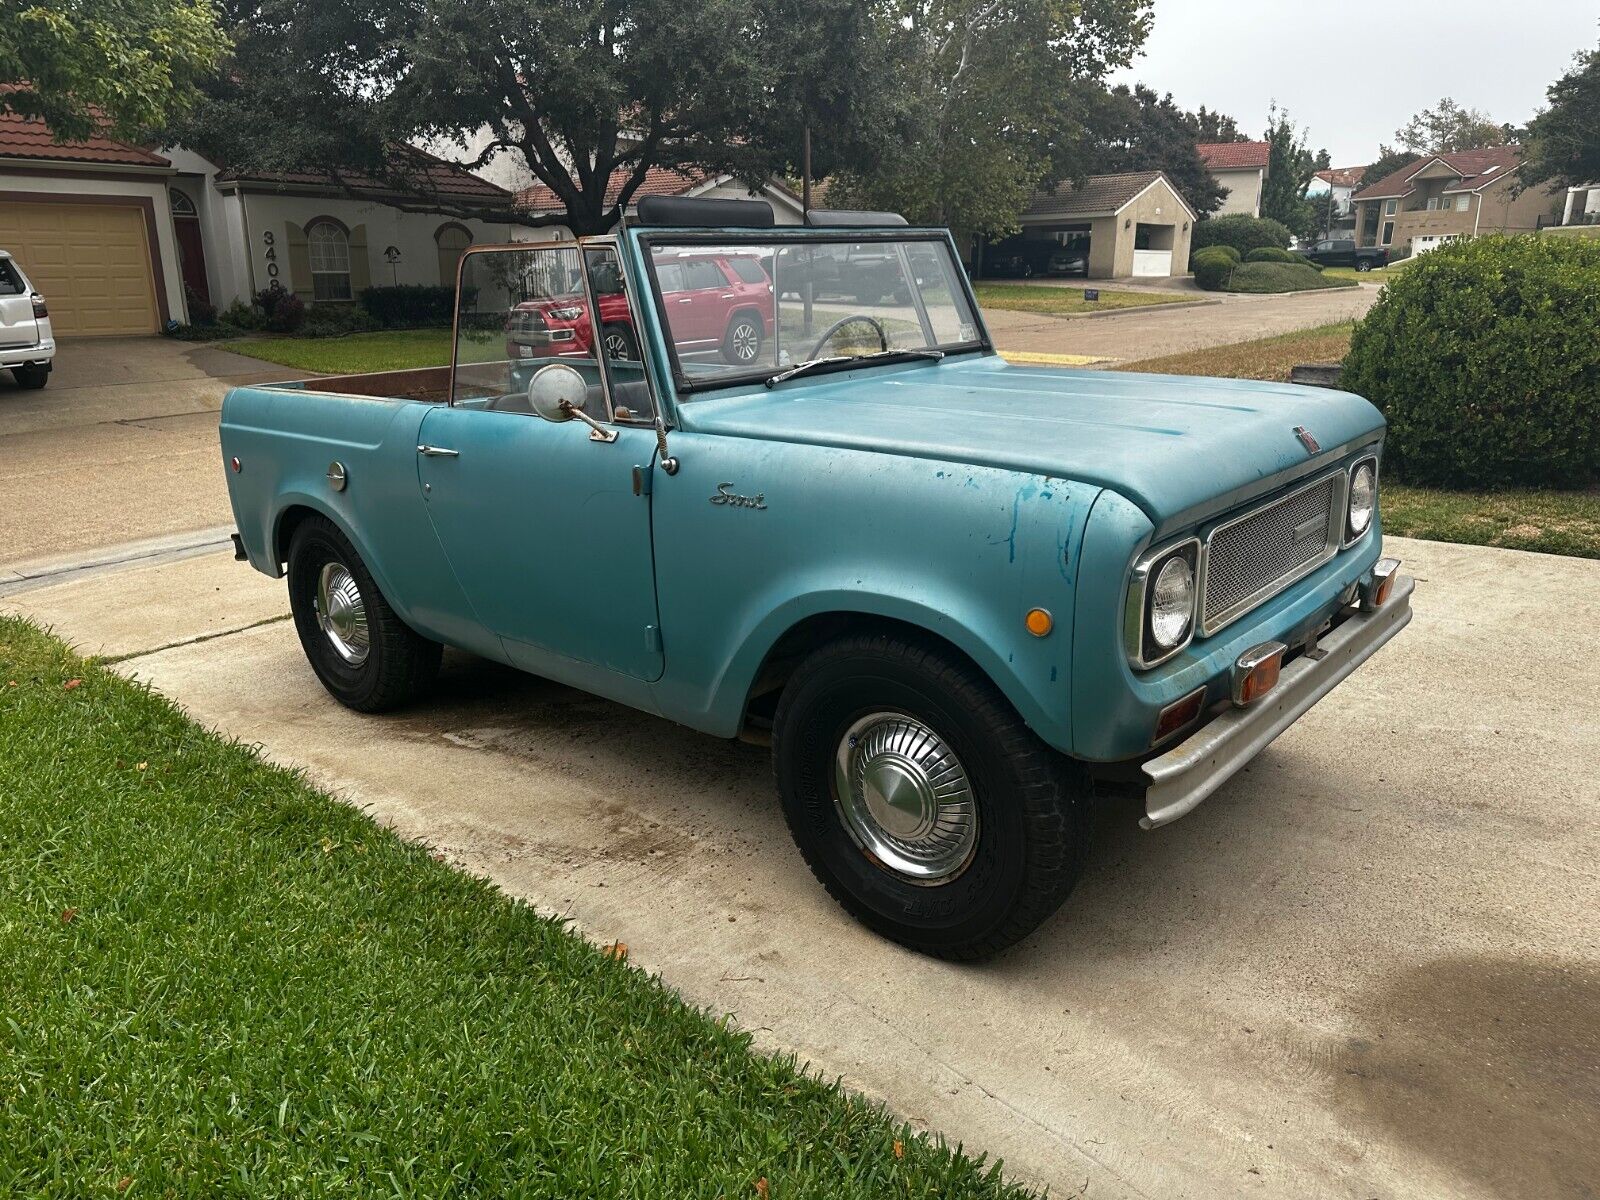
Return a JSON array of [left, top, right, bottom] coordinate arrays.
[[1113, 0, 1600, 167]]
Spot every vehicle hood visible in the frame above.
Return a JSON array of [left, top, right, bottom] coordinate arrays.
[[680, 354, 1385, 524]]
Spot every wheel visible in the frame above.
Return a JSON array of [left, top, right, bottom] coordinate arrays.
[[721, 312, 764, 365], [11, 364, 48, 389], [772, 631, 1090, 959], [287, 515, 441, 712], [601, 323, 638, 362], [1356, 260, 1373, 273]]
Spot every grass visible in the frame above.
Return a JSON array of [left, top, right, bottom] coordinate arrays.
[[1321, 258, 1416, 285], [972, 283, 1195, 315], [1118, 322, 1357, 381], [1120, 322, 1600, 559], [0, 616, 1034, 1198], [223, 329, 453, 374]]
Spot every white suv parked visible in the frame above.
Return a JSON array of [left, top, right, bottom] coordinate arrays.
[[0, 250, 54, 389]]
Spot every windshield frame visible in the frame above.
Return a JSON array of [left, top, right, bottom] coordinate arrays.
[[633, 228, 991, 396]]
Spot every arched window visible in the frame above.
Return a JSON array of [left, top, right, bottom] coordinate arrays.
[[307, 220, 353, 301], [436, 223, 472, 287], [169, 188, 197, 217]]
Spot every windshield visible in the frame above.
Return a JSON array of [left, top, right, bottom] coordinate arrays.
[[642, 236, 981, 390]]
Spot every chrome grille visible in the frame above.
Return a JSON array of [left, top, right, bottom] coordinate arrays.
[[1201, 473, 1342, 633]]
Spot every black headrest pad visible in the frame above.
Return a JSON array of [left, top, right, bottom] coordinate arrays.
[[636, 196, 776, 228]]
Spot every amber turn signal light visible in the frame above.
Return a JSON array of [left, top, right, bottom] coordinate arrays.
[[1232, 642, 1286, 708], [1153, 686, 1206, 743], [1025, 608, 1053, 637]]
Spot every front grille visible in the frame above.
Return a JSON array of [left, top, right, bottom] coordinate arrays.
[[1201, 473, 1342, 633]]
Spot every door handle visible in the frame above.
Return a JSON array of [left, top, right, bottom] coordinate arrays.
[[417, 444, 460, 457], [676, 297, 693, 304]]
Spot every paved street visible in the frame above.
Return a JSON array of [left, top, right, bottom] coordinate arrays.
[[5, 534, 1596, 1200], [0, 338, 279, 567]]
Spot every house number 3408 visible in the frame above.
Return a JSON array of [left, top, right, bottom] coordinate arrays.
[[262, 230, 279, 279]]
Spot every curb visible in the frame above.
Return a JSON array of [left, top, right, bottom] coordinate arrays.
[[0, 526, 237, 598]]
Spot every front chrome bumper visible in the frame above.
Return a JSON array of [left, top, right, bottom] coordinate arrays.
[[1140, 573, 1414, 829]]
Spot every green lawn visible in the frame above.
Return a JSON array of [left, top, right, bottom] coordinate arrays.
[[0, 616, 1032, 1198], [972, 283, 1195, 315], [1321, 260, 1414, 285], [223, 329, 454, 374], [1120, 323, 1600, 559]]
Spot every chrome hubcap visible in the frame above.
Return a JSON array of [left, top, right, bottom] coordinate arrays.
[[834, 712, 977, 884], [732, 324, 758, 359], [315, 561, 369, 666]]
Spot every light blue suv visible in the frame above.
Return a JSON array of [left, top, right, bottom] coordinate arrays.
[[221, 197, 1411, 958]]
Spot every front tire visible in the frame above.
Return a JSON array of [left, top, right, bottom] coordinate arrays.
[[601, 323, 638, 361], [772, 631, 1089, 960], [11, 364, 48, 389], [721, 312, 763, 365], [287, 516, 441, 712]]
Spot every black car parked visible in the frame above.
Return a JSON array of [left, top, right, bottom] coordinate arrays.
[[1297, 239, 1389, 271]]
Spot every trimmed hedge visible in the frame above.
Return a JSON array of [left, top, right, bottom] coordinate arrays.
[[1344, 235, 1600, 488], [359, 285, 459, 328], [1245, 247, 1296, 264], [1192, 246, 1237, 291], [1225, 262, 1355, 293], [1191, 214, 1292, 257]]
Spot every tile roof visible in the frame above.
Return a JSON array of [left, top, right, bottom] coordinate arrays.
[[1315, 166, 1367, 189], [1024, 171, 1182, 220], [216, 149, 510, 201], [1351, 146, 1522, 201], [0, 90, 169, 167], [515, 165, 711, 213], [1197, 141, 1271, 171]]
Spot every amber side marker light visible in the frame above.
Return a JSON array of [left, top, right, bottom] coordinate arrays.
[[1232, 642, 1287, 708], [1025, 608, 1054, 637], [1154, 686, 1206, 744], [1361, 557, 1402, 612]]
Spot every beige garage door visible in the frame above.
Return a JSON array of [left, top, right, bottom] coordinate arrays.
[[0, 201, 160, 336]]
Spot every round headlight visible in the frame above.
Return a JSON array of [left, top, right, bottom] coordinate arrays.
[[1349, 462, 1376, 537], [1149, 554, 1195, 650]]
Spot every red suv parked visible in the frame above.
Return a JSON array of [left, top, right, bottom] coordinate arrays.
[[508, 251, 773, 366]]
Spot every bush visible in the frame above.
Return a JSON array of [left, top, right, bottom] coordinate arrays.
[[1224, 262, 1356, 293], [252, 284, 305, 333], [1343, 235, 1600, 488], [360, 285, 460, 328], [1191, 214, 1293, 257], [302, 303, 382, 338], [1245, 247, 1296, 264], [1191, 246, 1238, 291], [184, 285, 217, 326], [1291, 252, 1324, 271], [219, 299, 264, 332]]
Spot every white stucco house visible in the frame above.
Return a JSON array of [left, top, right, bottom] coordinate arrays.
[[1197, 141, 1271, 218], [0, 107, 514, 336]]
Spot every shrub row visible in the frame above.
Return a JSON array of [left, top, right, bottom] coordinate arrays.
[[1344, 234, 1600, 489], [167, 282, 465, 341], [1191, 214, 1292, 261]]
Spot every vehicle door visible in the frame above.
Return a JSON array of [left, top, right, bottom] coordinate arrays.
[[0, 258, 38, 349], [1332, 240, 1357, 267], [670, 258, 733, 348], [414, 243, 664, 682]]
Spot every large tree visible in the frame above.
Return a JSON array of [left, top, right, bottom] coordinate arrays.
[[1189, 106, 1247, 144], [1519, 39, 1600, 192], [1394, 97, 1510, 155], [1082, 84, 1227, 215], [175, 0, 885, 234], [0, 0, 228, 141], [825, 0, 1151, 239], [1259, 106, 1327, 240], [1363, 143, 1416, 187]]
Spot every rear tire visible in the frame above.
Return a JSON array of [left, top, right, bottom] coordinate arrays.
[[721, 312, 764, 365], [1356, 260, 1373, 273], [287, 516, 441, 712], [11, 364, 48, 389], [772, 630, 1090, 960]]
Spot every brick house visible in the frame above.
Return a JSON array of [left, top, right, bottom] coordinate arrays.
[[1348, 147, 1562, 258], [1197, 142, 1271, 217]]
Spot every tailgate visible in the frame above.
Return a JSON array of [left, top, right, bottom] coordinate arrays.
[[0, 260, 38, 348]]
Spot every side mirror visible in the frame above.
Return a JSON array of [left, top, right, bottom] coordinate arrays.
[[526, 363, 587, 423]]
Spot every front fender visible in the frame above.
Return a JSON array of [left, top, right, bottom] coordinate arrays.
[[647, 433, 1098, 752]]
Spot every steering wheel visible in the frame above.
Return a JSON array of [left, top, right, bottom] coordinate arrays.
[[808, 314, 888, 360]]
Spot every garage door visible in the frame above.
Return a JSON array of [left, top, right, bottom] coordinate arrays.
[[0, 201, 159, 336]]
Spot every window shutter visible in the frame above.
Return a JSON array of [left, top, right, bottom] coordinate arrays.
[[348, 223, 371, 298], [285, 222, 312, 300]]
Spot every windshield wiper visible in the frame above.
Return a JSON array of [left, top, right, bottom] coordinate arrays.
[[763, 347, 945, 389]]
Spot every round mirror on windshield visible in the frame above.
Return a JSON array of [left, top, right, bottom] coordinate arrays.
[[526, 363, 587, 423]]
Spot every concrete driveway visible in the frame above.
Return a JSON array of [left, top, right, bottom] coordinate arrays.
[[5, 534, 1596, 1200], [0, 337, 280, 569]]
